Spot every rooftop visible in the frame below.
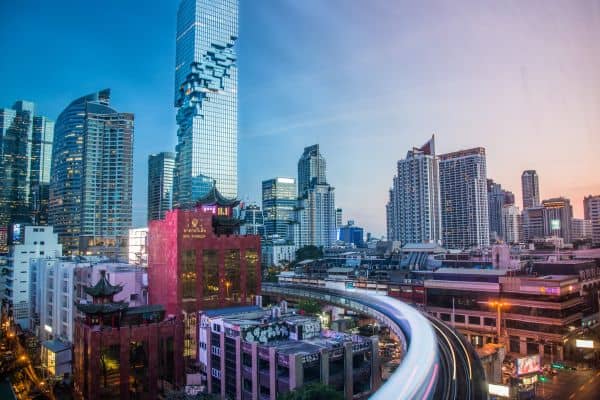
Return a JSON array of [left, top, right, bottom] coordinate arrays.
[[42, 339, 70, 353], [433, 268, 508, 276]]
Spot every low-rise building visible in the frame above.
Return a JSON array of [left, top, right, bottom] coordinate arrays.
[[261, 238, 296, 267], [199, 305, 380, 400], [128, 227, 148, 267], [41, 339, 71, 380]]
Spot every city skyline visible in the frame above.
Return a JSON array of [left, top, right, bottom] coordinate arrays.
[[1, 0, 599, 236]]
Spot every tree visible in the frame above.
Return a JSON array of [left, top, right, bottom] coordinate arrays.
[[295, 246, 323, 262], [278, 383, 344, 400], [296, 299, 321, 315]]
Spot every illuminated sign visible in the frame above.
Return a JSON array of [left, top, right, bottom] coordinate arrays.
[[550, 219, 560, 230], [576, 339, 594, 349], [182, 218, 207, 240], [488, 383, 510, 397], [201, 205, 231, 217], [522, 375, 538, 385], [516, 354, 541, 376], [44, 324, 52, 333]]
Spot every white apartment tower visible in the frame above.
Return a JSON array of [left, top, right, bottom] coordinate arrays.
[[386, 136, 441, 244]]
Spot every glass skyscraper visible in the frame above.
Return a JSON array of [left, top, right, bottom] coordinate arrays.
[[50, 89, 134, 258], [297, 144, 326, 196], [147, 152, 175, 222], [0, 101, 54, 229], [262, 177, 297, 239], [174, 0, 238, 207]]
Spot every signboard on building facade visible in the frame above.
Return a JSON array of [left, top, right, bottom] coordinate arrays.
[[516, 355, 541, 376], [488, 383, 510, 397]]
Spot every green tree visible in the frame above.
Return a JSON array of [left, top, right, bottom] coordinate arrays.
[[278, 383, 344, 400], [295, 246, 323, 262], [296, 299, 321, 315]]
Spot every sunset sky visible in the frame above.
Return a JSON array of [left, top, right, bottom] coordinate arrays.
[[1, 0, 598, 235]]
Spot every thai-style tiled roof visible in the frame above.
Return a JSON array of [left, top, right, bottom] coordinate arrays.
[[196, 185, 239, 207], [83, 270, 123, 298]]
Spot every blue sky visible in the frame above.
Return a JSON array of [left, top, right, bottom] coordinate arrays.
[[1, 0, 599, 235]]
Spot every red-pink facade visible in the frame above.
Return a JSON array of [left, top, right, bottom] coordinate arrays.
[[148, 207, 261, 316]]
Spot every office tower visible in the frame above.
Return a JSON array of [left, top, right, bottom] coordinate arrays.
[[336, 208, 343, 228], [298, 183, 337, 247], [50, 89, 134, 258], [262, 177, 296, 239], [173, 0, 238, 207], [2, 226, 62, 329], [521, 170, 540, 209], [0, 101, 54, 229], [487, 179, 515, 242], [439, 147, 489, 249], [501, 204, 522, 244], [571, 219, 592, 241], [542, 197, 573, 243], [487, 180, 505, 242], [147, 152, 175, 222], [240, 203, 265, 236], [295, 145, 336, 248], [584, 195, 600, 245], [386, 136, 441, 244], [297, 144, 326, 196], [522, 206, 545, 242], [339, 221, 365, 247]]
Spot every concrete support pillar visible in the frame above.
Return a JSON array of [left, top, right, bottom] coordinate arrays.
[[321, 349, 329, 385], [519, 338, 527, 355], [344, 342, 353, 400], [370, 336, 382, 390]]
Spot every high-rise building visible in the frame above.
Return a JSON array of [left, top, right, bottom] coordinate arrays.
[[584, 195, 600, 245], [2, 226, 62, 329], [335, 208, 343, 228], [542, 197, 573, 243], [521, 170, 540, 209], [0, 101, 54, 229], [487, 180, 505, 242], [296, 183, 337, 248], [294, 145, 336, 248], [147, 152, 175, 222], [297, 144, 326, 196], [240, 203, 265, 236], [173, 0, 238, 207], [50, 90, 133, 258], [571, 219, 592, 242], [386, 136, 441, 245], [262, 177, 296, 239], [339, 221, 365, 247], [439, 147, 490, 249], [501, 204, 522, 244], [522, 206, 545, 242]]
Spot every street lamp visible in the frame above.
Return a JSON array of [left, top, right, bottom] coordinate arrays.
[[482, 300, 510, 343]]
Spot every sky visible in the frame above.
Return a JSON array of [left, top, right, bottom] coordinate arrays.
[[1, 0, 599, 236]]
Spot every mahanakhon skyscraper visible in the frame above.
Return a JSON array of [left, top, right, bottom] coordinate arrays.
[[174, 0, 238, 207]]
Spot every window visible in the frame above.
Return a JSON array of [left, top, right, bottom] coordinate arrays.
[[454, 314, 465, 323], [468, 316, 481, 325]]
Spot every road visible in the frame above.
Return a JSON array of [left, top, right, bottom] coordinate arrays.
[[536, 369, 600, 400]]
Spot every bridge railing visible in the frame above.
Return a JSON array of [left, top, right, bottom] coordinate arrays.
[[262, 283, 439, 400]]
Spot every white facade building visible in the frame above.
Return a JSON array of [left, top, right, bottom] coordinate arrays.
[[584, 195, 600, 245], [571, 218, 592, 242], [501, 204, 522, 244], [128, 227, 148, 267], [386, 136, 441, 245], [32, 258, 81, 342], [439, 147, 490, 249], [262, 241, 297, 267], [2, 226, 62, 329]]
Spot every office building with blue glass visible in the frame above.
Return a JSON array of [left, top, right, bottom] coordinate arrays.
[[262, 177, 296, 239], [174, 0, 238, 207], [50, 90, 133, 258]]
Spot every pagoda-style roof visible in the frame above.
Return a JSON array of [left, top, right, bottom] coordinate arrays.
[[76, 301, 129, 316], [84, 270, 123, 298], [196, 185, 239, 207]]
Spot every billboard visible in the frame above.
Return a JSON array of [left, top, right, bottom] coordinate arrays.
[[516, 354, 541, 376], [576, 339, 594, 349], [550, 219, 560, 230], [488, 383, 510, 397]]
